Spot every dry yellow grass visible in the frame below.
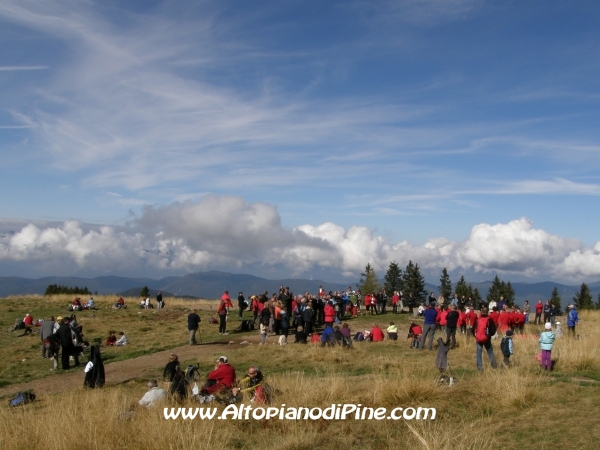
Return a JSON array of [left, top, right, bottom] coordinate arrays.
[[1, 297, 600, 449]]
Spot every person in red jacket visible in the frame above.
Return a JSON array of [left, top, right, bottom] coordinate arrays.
[[489, 307, 500, 326], [497, 310, 512, 335], [324, 302, 336, 326], [473, 307, 497, 371], [202, 356, 236, 395], [534, 300, 543, 325], [391, 292, 400, 314], [458, 309, 467, 334], [370, 324, 384, 342]]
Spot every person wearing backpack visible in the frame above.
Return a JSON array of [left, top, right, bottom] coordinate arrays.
[[472, 307, 498, 371], [500, 330, 514, 367]]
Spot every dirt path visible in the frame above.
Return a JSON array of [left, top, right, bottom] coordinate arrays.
[[0, 337, 256, 398]]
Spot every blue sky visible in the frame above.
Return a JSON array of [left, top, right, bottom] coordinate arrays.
[[1, 0, 600, 284]]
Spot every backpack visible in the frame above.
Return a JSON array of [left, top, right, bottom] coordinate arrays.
[[500, 337, 511, 356], [353, 332, 365, 342], [184, 365, 199, 383], [9, 392, 35, 407], [278, 335, 287, 346], [474, 317, 495, 343]]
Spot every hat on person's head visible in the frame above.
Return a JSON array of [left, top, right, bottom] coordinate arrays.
[[217, 356, 228, 363], [168, 353, 178, 362], [545, 323, 552, 330], [568, 304, 574, 309], [505, 330, 513, 336], [556, 322, 560, 325]]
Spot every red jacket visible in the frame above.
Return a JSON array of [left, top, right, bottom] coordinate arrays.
[[324, 304, 336, 323], [465, 310, 477, 327], [371, 327, 384, 342], [458, 311, 466, 326], [439, 310, 449, 326], [497, 312, 511, 331], [391, 294, 400, 305], [489, 311, 500, 326], [535, 302, 543, 314], [207, 363, 236, 388]]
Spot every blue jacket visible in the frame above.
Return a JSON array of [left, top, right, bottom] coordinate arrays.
[[539, 331, 555, 351], [321, 326, 335, 343], [567, 309, 579, 327], [423, 308, 438, 325]]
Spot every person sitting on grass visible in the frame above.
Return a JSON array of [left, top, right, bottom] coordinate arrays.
[[139, 379, 166, 407], [321, 324, 336, 347], [406, 322, 423, 348], [163, 354, 179, 382], [387, 322, 398, 341], [115, 331, 128, 346], [114, 297, 126, 309], [201, 356, 236, 395], [294, 325, 307, 344], [215, 366, 271, 405], [370, 324, 384, 342], [105, 331, 117, 346]]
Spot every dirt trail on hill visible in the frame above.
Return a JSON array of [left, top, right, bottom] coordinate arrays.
[[0, 337, 258, 398]]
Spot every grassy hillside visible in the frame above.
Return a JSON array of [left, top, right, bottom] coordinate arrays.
[[0, 296, 599, 449]]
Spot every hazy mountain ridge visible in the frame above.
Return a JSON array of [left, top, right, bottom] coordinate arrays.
[[0, 271, 597, 305]]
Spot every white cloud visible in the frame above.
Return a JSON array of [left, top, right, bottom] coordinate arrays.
[[1, 198, 600, 282]]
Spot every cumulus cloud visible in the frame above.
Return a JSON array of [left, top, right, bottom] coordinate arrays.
[[1, 197, 600, 282]]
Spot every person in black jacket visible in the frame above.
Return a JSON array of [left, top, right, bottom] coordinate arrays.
[[84, 345, 105, 388], [48, 317, 79, 370], [238, 292, 246, 318], [187, 310, 201, 345], [445, 305, 460, 349], [163, 354, 180, 382]]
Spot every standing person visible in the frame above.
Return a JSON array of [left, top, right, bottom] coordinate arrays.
[[407, 293, 415, 316], [523, 300, 531, 324], [543, 300, 552, 324], [419, 305, 438, 350], [217, 294, 229, 335], [48, 317, 78, 370], [391, 291, 400, 314], [549, 303, 557, 326], [539, 323, 556, 370], [40, 316, 55, 358], [156, 291, 163, 310], [187, 309, 201, 345], [500, 330, 514, 367], [302, 304, 314, 335], [567, 305, 579, 336], [446, 305, 460, 349], [238, 292, 246, 319], [428, 292, 436, 307], [534, 300, 543, 325], [473, 307, 498, 371]]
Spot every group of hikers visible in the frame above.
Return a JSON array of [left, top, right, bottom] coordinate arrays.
[[137, 354, 270, 408]]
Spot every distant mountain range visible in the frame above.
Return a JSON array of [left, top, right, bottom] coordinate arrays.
[[0, 271, 597, 306]]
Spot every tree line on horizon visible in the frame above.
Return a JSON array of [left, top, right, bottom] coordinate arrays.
[[356, 261, 600, 311]]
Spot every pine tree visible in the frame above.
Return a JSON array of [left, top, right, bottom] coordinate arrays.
[[486, 275, 503, 303], [140, 286, 150, 297], [472, 287, 482, 304], [438, 268, 452, 300], [504, 281, 515, 306], [384, 261, 403, 296], [486, 276, 515, 306], [402, 260, 427, 302], [357, 263, 381, 294], [573, 283, 593, 310], [454, 275, 470, 298], [550, 286, 562, 312]]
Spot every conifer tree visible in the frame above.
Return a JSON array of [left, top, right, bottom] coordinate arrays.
[[402, 260, 426, 302], [438, 268, 452, 300], [357, 263, 381, 294], [550, 286, 562, 312], [573, 283, 593, 310], [454, 275, 470, 298], [384, 261, 403, 296]]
